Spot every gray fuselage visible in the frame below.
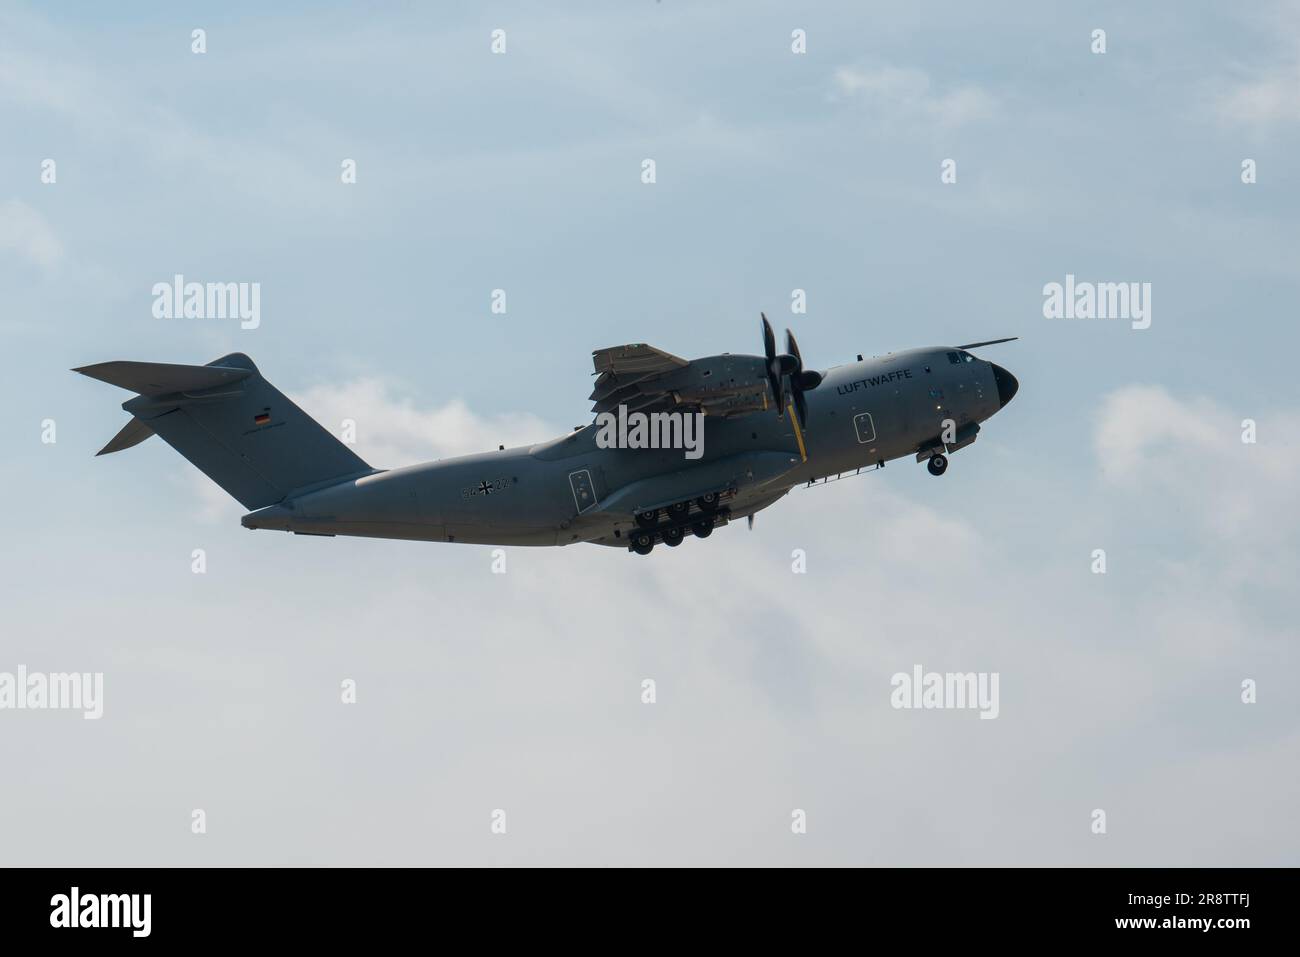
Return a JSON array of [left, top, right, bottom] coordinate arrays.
[[241, 347, 1017, 548]]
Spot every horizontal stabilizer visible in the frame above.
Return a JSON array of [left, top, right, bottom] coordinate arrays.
[[72, 360, 252, 396], [76, 352, 374, 510], [97, 418, 154, 456]]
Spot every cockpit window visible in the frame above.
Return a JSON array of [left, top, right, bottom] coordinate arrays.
[[946, 351, 961, 364], [961, 351, 975, 362]]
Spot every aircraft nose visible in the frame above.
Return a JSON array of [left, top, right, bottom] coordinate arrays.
[[991, 364, 1018, 408]]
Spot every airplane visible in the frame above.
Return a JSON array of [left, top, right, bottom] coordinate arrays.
[[74, 316, 1019, 555]]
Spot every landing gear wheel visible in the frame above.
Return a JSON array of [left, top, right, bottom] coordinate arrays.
[[661, 526, 685, 547], [696, 491, 719, 512], [691, 520, 714, 539], [667, 501, 690, 522], [928, 453, 948, 476], [634, 509, 658, 529], [630, 530, 654, 555]]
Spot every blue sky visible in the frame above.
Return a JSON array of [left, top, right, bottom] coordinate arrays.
[[1, 1, 1297, 865]]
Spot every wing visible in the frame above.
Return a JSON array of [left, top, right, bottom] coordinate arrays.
[[589, 344, 772, 418]]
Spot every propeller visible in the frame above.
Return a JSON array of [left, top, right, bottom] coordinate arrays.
[[760, 313, 822, 427]]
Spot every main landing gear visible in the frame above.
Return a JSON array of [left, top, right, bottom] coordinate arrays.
[[627, 493, 723, 555], [927, 453, 948, 476]]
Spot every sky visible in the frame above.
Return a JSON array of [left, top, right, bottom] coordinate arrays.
[[1, 0, 1297, 865]]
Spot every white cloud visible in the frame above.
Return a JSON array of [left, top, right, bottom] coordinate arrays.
[[0, 199, 62, 268], [1094, 384, 1300, 581], [292, 378, 560, 469], [1210, 4, 1300, 127], [832, 63, 998, 128], [1094, 385, 1224, 481], [1214, 65, 1300, 126], [186, 469, 238, 524]]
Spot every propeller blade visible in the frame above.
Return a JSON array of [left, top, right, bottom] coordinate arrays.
[[762, 317, 822, 422], [760, 313, 777, 360], [955, 337, 1019, 350], [760, 313, 784, 417], [785, 325, 821, 427]]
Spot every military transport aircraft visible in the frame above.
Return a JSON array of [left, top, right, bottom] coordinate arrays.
[[75, 317, 1018, 555]]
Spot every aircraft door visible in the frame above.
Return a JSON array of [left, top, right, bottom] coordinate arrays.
[[853, 412, 876, 444], [568, 468, 598, 514]]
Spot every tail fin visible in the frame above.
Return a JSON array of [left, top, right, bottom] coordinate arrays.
[[75, 353, 373, 510]]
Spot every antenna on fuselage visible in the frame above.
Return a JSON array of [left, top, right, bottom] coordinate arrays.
[[954, 337, 1019, 350]]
